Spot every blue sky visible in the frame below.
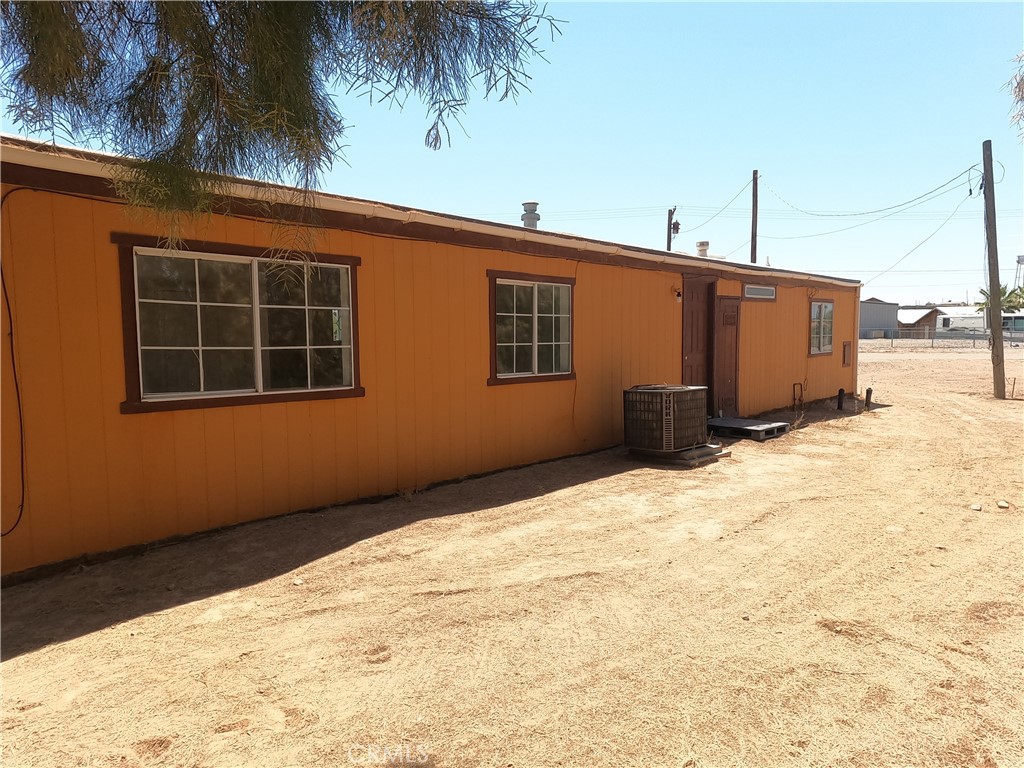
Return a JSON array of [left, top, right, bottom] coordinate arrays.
[[4, 2, 1021, 305], [323, 1, 1024, 305]]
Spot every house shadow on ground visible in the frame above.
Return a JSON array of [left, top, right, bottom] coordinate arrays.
[[1, 401, 892, 661], [1, 447, 656, 660]]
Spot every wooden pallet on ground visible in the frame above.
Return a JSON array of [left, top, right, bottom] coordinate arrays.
[[708, 417, 790, 442]]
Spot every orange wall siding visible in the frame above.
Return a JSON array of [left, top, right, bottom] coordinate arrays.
[[2, 186, 858, 574], [2, 189, 683, 574], [737, 285, 859, 416], [718, 279, 742, 297]]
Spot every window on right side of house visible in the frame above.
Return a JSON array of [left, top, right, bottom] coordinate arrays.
[[810, 300, 834, 355]]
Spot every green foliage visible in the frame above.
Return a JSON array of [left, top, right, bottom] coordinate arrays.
[[977, 284, 1024, 313], [1, 1, 559, 214], [1013, 52, 1024, 137]]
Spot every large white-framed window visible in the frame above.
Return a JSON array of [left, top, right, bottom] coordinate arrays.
[[810, 300, 834, 355], [488, 270, 574, 384], [122, 240, 361, 410]]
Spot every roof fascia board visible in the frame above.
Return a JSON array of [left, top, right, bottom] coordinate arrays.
[[1, 138, 860, 290]]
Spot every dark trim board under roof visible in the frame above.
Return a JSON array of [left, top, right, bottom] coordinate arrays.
[[1, 136, 860, 291]]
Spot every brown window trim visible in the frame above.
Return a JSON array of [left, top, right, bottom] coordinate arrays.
[[487, 269, 577, 386], [808, 298, 835, 357], [742, 284, 777, 301], [114, 232, 364, 413]]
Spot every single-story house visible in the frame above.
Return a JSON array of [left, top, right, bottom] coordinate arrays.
[[897, 307, 941, 338], [859, 297, 899, 339], [1, 137, 861, 577]]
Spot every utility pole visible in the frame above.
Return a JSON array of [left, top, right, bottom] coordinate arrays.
[[750, 170, 759, 264], [666, 206, 677, 251], [982, 139, 1005, 399]]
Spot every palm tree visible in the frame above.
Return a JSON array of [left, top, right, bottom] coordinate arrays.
[[977, 285, 1024, 314]]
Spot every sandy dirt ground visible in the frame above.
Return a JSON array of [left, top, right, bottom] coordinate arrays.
[[2, 350, 1022, 768]]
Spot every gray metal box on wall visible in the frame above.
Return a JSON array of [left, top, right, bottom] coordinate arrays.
[[623, 386, 708, 452]]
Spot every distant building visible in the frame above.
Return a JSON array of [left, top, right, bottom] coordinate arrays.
[[935, 304, 985, 333], [859, 297, 898, 339], [1001, 312, 1024, 334], [897, 307, 941, 339], [934, 304, 1024, 335]]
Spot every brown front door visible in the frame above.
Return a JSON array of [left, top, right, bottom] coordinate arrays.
[[682, 277, 714, 393], [713, 297, 740, 417]]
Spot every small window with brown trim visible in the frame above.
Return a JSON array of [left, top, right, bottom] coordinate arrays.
[[488, 270, 575, 385], [810, 300, 834, 355], [842, 341, 852, 367], [115, 234, 363, 412]]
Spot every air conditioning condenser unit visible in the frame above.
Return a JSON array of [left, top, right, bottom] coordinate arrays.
[[623, 385, 708, 453]]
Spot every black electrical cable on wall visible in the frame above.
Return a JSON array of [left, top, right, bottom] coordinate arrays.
[[0, 184, 143, 538], [1, 186, 29, 537]]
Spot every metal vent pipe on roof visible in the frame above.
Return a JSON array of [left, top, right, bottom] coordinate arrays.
[[521, 201, 540, 229], [696, 241, 709, 258]]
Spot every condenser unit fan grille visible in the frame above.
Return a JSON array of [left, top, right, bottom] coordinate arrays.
[[623, 386, 708, 452]]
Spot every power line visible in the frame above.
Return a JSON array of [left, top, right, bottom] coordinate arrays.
[[468, 200, 1018, 224], [760, 181, 973, 241], [864, 193, 974, 285], [816, 267, 1016, 275], [473, 203, 1018, 221], [723, 240, 750, 258], [468, 182, 758, 228], [868, 284, 994, 289], [761, 164, 979, 218], [466, 160, 1011, 226], [676, 179, 753, 234]]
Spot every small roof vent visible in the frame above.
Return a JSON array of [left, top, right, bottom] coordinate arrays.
[[521, 201, 540, 229]]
